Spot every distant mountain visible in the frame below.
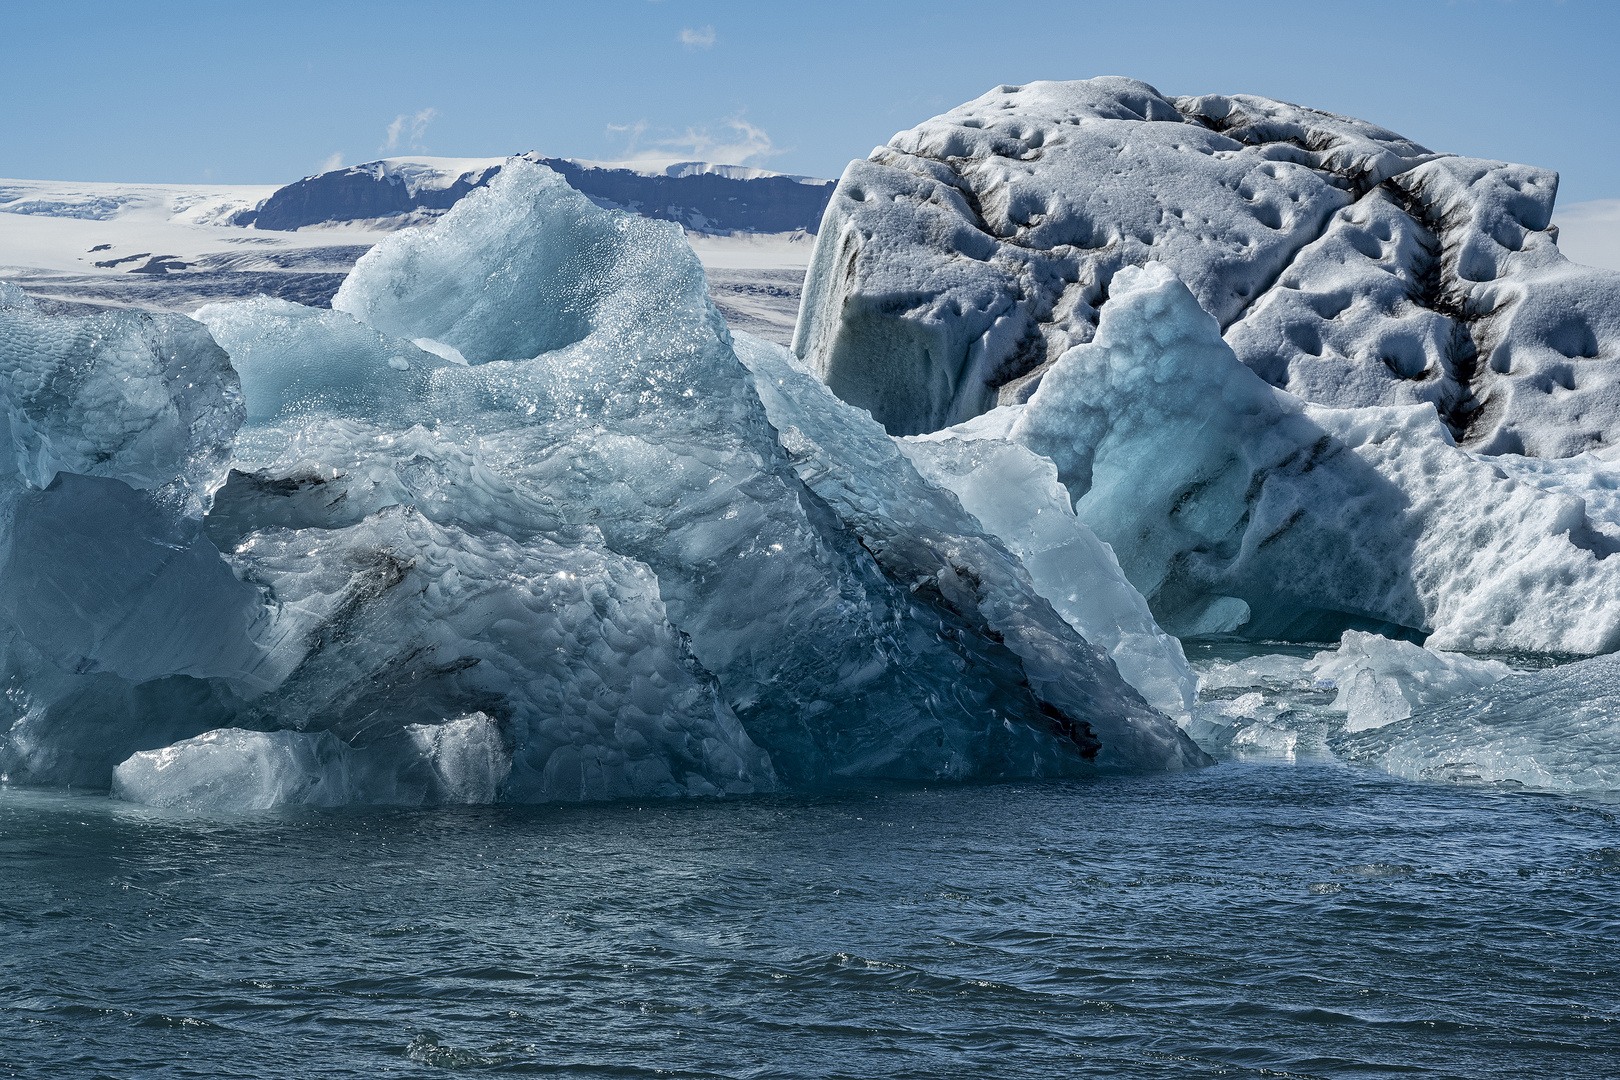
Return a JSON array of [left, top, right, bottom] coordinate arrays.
[[242, 154, 836, 235], [0, 166, 815, 342]]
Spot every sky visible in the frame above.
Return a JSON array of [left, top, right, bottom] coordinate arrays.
[[2, 0, 1618, 204]]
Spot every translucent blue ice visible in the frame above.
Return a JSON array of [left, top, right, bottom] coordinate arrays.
[[2, 158, 1206, 807]]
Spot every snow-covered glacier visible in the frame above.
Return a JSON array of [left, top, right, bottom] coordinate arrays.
[[0, 159, 1208, 809], [1335, 653, 1620, 792], [795, 78, 1620, 458]]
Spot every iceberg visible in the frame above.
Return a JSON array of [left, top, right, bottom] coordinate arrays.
[[2, 156, 1208, 807], [796, 78, 1620, 458]]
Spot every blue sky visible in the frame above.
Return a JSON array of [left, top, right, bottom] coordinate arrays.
[[2, 0, 1618, 202]]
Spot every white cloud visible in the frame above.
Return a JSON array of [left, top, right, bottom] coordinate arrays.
[[317, 151, 345, 174], [382, 108, 438, 153], [605, 116, 783, 167], [677, 25, 715, 48]]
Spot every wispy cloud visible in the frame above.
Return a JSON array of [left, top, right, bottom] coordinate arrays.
[[605, 116, 782, 167], [317, 151, 345, 174], [677, 25, 715, 48], [382, 108, 438, 153]]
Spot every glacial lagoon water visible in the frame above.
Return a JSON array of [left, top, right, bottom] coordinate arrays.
[[5, 721, 1618, 1080]]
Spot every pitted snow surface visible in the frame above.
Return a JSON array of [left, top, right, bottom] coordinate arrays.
[[795, 78, 1620, 457]]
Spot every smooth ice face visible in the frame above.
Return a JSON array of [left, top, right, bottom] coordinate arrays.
[[732, 332, 1208, 771], [794, 77, 1620, 457], [1305, 631, 1515, 732], [899, 425, 1195, 722], [194, 297, 457, 426], [0, 300, 241, 509], [1337, 654, 1620, 792], [1007, 263, 1620, 654], [332, 158, 707, 365]]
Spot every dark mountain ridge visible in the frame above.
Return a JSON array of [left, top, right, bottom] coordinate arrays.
[[242, 154, 834, 235]]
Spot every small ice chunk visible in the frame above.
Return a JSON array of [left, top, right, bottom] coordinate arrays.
[[1306, 631, 1515, 732], [1338, 653, 1620, 792], [411, 337, 470, 365], [1197, 654, 1310, 692], [111, 713, 516, 810], [112, 728, 358, 810]]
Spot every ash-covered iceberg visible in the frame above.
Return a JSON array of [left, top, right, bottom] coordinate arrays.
[[1, 156, 1208, 809], [796, 78, 1620, 457]]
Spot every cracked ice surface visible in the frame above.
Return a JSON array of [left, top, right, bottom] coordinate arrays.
[[795, 78, 1620, 457]]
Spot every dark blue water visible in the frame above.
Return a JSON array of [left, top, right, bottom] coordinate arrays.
[[4, 760, 1618, 1079]]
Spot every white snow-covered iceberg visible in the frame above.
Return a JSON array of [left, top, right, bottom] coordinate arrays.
[[1337, 653, 1620, 792], [796, 78, 1620, 458], [1, 156, 1208, 807]]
